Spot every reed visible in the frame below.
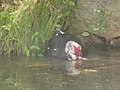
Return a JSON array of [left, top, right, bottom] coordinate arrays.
[[0, 0, 76, 56]]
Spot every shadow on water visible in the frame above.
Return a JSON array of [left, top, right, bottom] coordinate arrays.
[[0, 50, 120, 90]]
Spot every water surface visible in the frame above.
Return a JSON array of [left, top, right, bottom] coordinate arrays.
[[0, 50, 120, 90]]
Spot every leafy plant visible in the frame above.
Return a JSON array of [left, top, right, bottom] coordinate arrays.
[[0, 0, 76, 57]]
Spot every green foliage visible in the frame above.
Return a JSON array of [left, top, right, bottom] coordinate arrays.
[[0, 0, 76, 56], [80, 7, 109, 37], [81, 7, 108, 36], [82, 32, 90, 37], [92, 8, 108, 33]]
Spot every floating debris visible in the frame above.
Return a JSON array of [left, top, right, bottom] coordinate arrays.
[[81, 69, 98, 73]]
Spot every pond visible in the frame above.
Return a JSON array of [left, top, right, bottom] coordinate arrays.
[[0, 49, 120, 90]]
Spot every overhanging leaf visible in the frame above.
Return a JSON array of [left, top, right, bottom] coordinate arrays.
[[82, 32, 90, 37]]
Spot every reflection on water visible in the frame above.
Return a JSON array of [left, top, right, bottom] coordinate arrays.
[[0, 50, 120, 90]]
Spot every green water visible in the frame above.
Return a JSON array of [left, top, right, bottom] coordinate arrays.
[[0, 50, 120, 90]]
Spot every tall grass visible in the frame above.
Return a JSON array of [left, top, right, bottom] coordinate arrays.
[[0, 0, 76, 56]]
